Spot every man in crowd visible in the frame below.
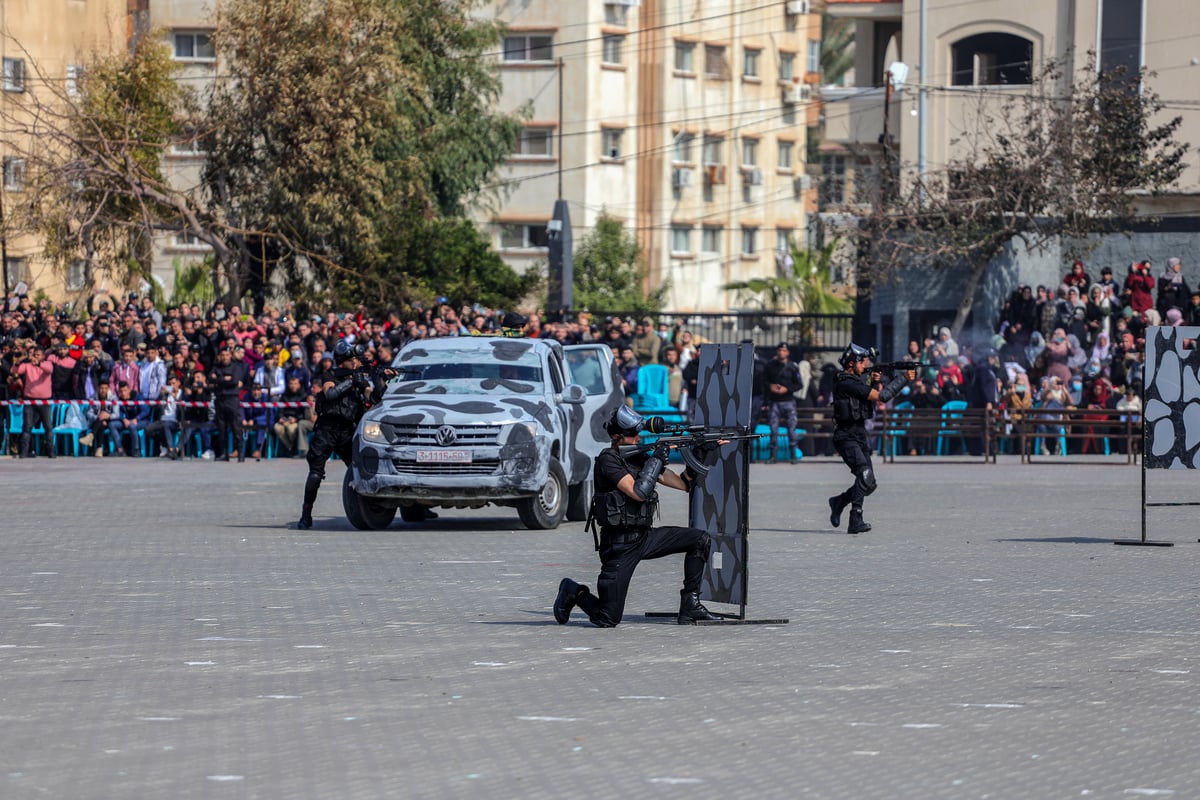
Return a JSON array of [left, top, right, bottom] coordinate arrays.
[[762, 342, 802, 464], [209, 346, 247, 462]]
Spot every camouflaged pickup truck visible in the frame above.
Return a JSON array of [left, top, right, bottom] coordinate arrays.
[[343, 337, 622, 530]]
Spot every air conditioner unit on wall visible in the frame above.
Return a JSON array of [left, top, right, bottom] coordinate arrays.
[[743, 168, 764, 186], [613, 0, 641, 6], [794, 175, 813, 193], [783, 82, 813, 105], [704, 164, 727, 185], [672, 167, 693, 188], [786, 0, 809, 15]]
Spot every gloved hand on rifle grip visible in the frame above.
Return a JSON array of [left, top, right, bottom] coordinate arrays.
[[653, 442, 670, 463]]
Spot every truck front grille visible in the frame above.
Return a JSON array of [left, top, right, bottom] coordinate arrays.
[[383, 423, 503, 447], [391, 459, 501, 476]]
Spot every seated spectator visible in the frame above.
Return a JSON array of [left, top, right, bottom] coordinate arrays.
[[108, 381, 151, 456], [239, 383, 274, 461], [180, 372, 216, 459], [144, 374, 182, 459], [273, 377, 314, 458], [1115, 384, 1143, 454], [84, 380, 118, 455], [1034, 376, 1072, 455]]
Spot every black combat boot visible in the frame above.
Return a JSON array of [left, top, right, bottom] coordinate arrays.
[[297, 504, 314, 530], [828, 492, 848, 528], [847, 507, 872, 534], [678, 591, 720, 624], [554, 578, 582, 624]]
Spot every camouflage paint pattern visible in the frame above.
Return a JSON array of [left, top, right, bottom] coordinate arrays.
[[689, 342, 754, 607], [350, 338, 620, 507], [1144, 326, 1200, 469]]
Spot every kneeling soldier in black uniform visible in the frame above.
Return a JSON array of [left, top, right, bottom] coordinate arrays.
[[296, 340, 381, 530], [554, 406, 719, 626], [828, 343, 914, 534]]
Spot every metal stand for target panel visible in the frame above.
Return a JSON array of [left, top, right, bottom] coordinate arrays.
[[646, 342, 789, 625], [1115, 326, 1200, 547]]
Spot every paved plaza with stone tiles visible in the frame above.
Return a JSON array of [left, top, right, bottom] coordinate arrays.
[[1, 454, 1197, 799]]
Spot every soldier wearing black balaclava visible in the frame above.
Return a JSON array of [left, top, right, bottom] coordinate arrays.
[[296, 340, 383, 530], [828, 344, 914, 534], [553, 406, 719, 627]]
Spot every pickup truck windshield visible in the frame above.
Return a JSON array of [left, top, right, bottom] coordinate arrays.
[[388, 349, 544, 395]]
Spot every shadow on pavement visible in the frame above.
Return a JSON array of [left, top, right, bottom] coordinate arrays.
[[996, 536, 1116, 544]]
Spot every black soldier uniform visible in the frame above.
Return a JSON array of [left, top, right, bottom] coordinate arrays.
[[209, 348, 247, 461], [553, 406, 718, 627], [296, 340, 381, 530], [828, 343, 911, 534]]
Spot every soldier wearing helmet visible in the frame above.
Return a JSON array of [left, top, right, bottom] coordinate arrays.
[[296, 339, 387, 529], [552, 405, 719, 627], [827, 343, 915, 534]]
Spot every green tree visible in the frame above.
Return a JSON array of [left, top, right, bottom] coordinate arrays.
[[573, 213, 667, 314], [864, 56, 1188, 336], [206, 0, 526, 306], [373, 217, 540, 310]]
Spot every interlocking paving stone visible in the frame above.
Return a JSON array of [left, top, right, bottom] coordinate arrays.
[[0, 455, 1197, 798]]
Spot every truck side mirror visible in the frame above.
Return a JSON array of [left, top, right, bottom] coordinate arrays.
[[558, 384, 586, 405]]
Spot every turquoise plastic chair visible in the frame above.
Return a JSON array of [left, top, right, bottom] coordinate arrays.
[[632, 364, 670, 410], [1031, 404, 1068, 456], [7, 404, 46, 455], [52, 402, 90, 457], [888, 401, 914, 457], [936, 400, 969, 455]]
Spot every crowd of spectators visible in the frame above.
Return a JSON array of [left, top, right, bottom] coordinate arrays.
[[869, 258, 1192, 456], [1, 255, 1189, 461]]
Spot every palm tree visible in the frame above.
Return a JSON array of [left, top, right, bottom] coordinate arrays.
[[722, 241, 853, 314]]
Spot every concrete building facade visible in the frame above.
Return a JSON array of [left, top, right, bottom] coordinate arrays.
[[819, 0, 1200, 357], [481, 0, 821, 312], [0, 0, 130, 298]]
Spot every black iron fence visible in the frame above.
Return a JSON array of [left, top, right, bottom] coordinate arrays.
[[596, 311, 854, 356]]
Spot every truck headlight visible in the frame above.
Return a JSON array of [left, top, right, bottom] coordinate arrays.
[[362, 421, 387, 444]]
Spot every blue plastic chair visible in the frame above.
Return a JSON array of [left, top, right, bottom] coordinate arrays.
[[7, 404, 46, 455], [888, 401, 914, 457], [52, 402, 90, 457], [936, 400, 969, 455], [632, 364, 670, 410]]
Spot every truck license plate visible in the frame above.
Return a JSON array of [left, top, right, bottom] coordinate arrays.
[[416, 449, 472, 464]]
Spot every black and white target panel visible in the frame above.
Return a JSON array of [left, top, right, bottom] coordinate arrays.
[[1116, 325, 1200, 546]]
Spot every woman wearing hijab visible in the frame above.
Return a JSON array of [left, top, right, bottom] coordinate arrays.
[[1025, 330, 1047, 384], [1090, 332, 1112, 375], [1156, 257, 1191, 317], [1042, 328, 1074, 384]]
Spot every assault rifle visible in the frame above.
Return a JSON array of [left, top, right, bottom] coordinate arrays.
[[617, 417, 763, 477], [871, 360, 923, 374]]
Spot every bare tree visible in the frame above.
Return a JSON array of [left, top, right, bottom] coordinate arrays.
[[861, 55, 1189, 336]]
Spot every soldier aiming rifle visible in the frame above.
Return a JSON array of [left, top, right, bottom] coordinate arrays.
[[553, 407, 755, 627]]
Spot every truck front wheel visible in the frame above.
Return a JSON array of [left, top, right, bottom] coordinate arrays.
[[517, 457, 567, 530], [343, 471, 398, 530]]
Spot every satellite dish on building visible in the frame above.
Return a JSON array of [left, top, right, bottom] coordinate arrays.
[[887, 61, 908, 90]]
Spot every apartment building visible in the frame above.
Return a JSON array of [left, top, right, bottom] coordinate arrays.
[[822, 0, 1200, 213], [0, 0, 129, 298], [821, 0, 1200, 356], [481, 0, 821, 312]]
